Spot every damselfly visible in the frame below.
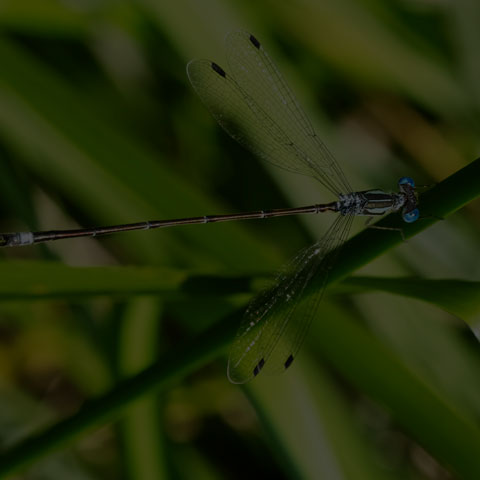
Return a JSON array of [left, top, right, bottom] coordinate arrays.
[[0, 31, 419, 384]]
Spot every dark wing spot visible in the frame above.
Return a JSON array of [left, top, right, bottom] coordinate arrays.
[[249, 34, 261, 49], [211, 62, 226, 78], [284, 354, 294, 370], [253, 358, 265, 377]]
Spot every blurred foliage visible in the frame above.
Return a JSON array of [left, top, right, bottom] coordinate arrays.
[[1, 0, 480, 479]]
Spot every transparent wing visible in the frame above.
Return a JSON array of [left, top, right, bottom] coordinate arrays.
[[227, 213, 354, 384], [187, 31, 351, 196], [226, 31, 351, 195], [187, 31, 355, 384]]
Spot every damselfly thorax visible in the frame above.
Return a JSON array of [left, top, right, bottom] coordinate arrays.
[[336, 177, 418, 220]]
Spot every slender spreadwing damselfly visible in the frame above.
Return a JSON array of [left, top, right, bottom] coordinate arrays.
[[0, 31, 419, 384]]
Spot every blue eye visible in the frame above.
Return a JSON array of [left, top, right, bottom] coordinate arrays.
[[398, 176, 415, 188], [403, 208, 419, 223]]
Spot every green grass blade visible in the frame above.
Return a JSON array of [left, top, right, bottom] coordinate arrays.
[[0, 311, 238, 478], [248, 360, 400, 480], [0, 261, 187, 299], [340, 277, 480, 326], [310, 302, 480, 480], [118, 298, 169, 480]]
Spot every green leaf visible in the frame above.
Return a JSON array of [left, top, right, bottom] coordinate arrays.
[[0, 311, 237, 478], [0, 260, 187, 299], [248, 359, 400, 480], [118, 298, 169, 480], [266, 0, 471, 117], [309, 302, 480, 480], [340, 276, 480, 326]]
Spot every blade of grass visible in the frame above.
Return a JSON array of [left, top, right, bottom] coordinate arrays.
[[0, 261, 187, 299], [270, 0, 471, 117], [0, 0, 86, 36], [310, 302, 480, 480], [340, 277, 480, 325], [118, 298, 169, 480], [249, 359, 400, 480], [0, 309, 238, 478]]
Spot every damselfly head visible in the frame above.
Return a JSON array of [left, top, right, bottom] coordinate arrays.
[[402, 207, 420, 223], [398, 177, 419, 223], [398, 176, 415, 188]]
